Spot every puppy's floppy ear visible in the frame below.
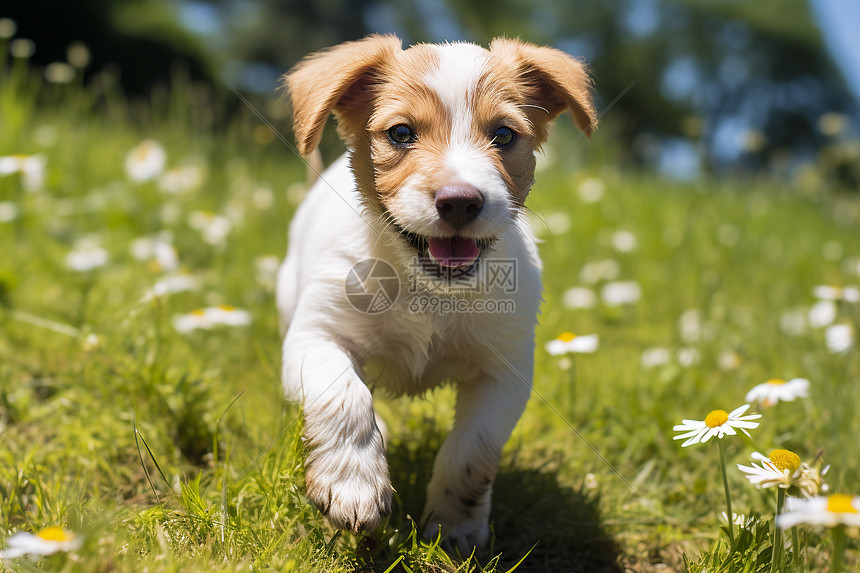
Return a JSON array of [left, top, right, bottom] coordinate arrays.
[[490, 38, 597, 140], [284, 35, 402, 156]]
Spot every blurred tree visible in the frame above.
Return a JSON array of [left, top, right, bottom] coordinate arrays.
[[1, 0, 215, 96], [193, 0, 857, 178]]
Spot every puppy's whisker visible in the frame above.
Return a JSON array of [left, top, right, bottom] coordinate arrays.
[[520, 104, 550, 115]]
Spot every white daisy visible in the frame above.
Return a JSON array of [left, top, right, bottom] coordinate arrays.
[[141, 273, 200, 302], [255, 255, 281, 291], [825, 324, 854, 354], [173, 305, 251, 333], [745, 378, 809, 407], [125, 139, 166, 182], [0, 527, 81, 560], [673, 404, 761, 447], [579, 259, 620, 284], [676, 347, 701, 368], [601, 280, 641, 306], [562, 287, 596, 310], [65, 236, 109, 272], [0, 154, 46, 191], [813, 285, 860, 303], [158, 163, 204, 194], [611, 230, 637, 252], [738, 449, 801, 490], [0, 201, 18, 222], [808, 300, 837, 328], [545, 332, 599, 356], [640, 347, 671, 369], [577, 177, 605, 203], [717, 350, 743, 371], [130, 233, 178, 272], [777, 494, 860, 529], [188, 210, 232, 247], [780, 308, 807, 336], [544, 211, 571, 234]]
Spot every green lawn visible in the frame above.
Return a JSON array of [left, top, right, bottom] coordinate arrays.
[[1, 59, 859, 572]]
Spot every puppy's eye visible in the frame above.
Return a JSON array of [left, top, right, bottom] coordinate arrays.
[[387, 124, 416, 146], [492, 126, 516, 148]]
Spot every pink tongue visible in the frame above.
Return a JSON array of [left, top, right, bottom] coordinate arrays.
[[428, 237, 480, 268]]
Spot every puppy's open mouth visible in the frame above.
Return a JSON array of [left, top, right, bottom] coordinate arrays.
[[393, 224, 496, 276]]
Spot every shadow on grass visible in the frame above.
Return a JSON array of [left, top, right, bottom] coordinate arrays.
[[386, 431, 622, 573]]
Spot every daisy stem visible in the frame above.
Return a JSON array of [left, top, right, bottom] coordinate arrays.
[[791, 527, 801, 567], [831, 525, 845, 573], [718, 440, 734, 548], [769, 488, 785, 573]]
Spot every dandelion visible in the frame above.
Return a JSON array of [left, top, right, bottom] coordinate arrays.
[[173, 305, 251, 333], [545, 332, 599, 356], [125, 139, 166, 182], [825, 324, 854, 354], [673, 404, 761, 546], [65, 237, 108, 272], [601, 280, 641, 306], [0, 527, 81, 560], [0, 154, 46, 191], [745, 378, 809, 407], [562, 287, 596, 310], [777, 494, 860, 573]]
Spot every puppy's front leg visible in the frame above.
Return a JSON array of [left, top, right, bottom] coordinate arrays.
[[283, 336, 392, 533], [421, 371, 531, 551]]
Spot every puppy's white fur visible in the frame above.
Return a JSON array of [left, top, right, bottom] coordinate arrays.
[[278, 35, 596, 550]]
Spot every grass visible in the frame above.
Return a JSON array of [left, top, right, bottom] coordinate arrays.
[[1, 48, 859, 572]]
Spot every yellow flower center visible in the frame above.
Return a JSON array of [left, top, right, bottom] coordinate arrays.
[[704, 409, 729, 428], [191, 309, 207, 316], [826, 494, 858, 514], [37, 527, 74, 542], [766, 378, 787, 385], [768, 449, 801, 473], [217, 304, 236, 312], [558, 331, 577, 342]]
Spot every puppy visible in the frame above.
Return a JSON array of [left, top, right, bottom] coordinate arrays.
[[277, 35, 596, 550]]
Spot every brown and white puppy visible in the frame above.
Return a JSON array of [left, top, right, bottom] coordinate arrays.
[[277, 35, 595, 550]]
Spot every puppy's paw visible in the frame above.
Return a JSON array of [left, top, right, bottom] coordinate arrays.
[[305, 449, 392, 533], [423, 517, 490, 553]]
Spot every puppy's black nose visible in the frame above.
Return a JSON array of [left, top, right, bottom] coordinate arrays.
[[435, 184, 483, 229]]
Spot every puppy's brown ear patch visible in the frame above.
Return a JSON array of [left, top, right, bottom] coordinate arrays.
[[489, 38, 597, 140], [284, 35, 402, 156]]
